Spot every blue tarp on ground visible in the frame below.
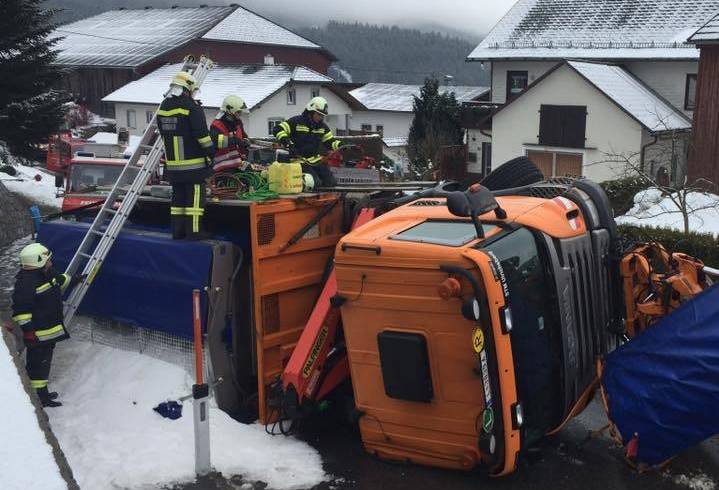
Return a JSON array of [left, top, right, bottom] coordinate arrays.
[[38, 220, 213, 339], [602, 284, 719, 465]]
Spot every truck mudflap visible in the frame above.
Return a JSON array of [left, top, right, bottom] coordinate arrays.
[[601, 284, 719, 466]]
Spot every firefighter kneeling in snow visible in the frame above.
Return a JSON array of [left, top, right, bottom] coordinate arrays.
[[273, 96, 341, 187], [158, 71, 215, 240], [11, 243, 79, 408], [210, 95, 251, 172]]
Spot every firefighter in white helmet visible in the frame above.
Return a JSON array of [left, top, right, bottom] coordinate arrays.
[[273, 96, 341, 187], [157, 71, 214, 239], [10, 243, 81, 407], [210, 95, 251, 172]]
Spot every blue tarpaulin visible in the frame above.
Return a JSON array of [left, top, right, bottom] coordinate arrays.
[[602, 284, 719, 465], [38, 220, 213, 339]]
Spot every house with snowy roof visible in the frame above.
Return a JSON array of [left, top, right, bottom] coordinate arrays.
[[687, 13, 719, 189], [466, 0, 719, 183], [52, 5, 336, 117], [102, 61, 355, 138], [348, 83, 489, 139]]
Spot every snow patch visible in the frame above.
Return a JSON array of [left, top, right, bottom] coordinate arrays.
[[48, 340, 327, 490], [0, 334, 67, 490], [672, 472, 717, 490], [0, 162, 62, 209], [616, 188, 719, 235]]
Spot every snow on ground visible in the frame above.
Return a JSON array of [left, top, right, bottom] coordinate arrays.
[[616, 188, 719, 235], [49, 339, 327, 490], [0, 335, 67, 490], [0, 162, 62, 209], [668, 472, 717, 490]]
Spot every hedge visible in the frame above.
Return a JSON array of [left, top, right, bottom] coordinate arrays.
[[600, 176, 651, 216], [618, 224, 719, 268]]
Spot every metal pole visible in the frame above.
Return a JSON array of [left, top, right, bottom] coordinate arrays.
[[192, 289, 211, 476]]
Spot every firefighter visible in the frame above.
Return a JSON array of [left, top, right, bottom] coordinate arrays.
[[157, 71, 215, 240], [273, 96, 341, 187], [210, 95, 251, 173], [11, 243, 77, 408]]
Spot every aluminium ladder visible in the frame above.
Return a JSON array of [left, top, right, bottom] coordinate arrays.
[[62, 55, 215, 326]]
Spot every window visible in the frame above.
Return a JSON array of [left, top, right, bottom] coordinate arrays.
[[685, 74, 697, 111], [538, 105, 587, 149], [268, 118, 284, 136], [126, 109, 136, 129], [391, 220, 498, 247], [506, 71, 529, 100], [146, 111, 154, 124], [482, 142, 492, 176], [468, 152, 478, 163], [287, 88, 296, 105], [311, 87, 320, 98], [361, 124, 372, 132], [376, 124, 384, 135]]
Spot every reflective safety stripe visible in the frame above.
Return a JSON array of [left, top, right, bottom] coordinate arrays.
[[157, 108, 190, 117], [275, 131, 288, 140], [217, 134, 226, 149], [321, 131, 334, 142], [331, 140, 341, 150], [198, 135, 212, 148], [214, 149, 242, 163], [306, 155, 323, 165], [165, 157, 207, 170], [170, 207, 185, 215], [59, 273, 71, 293], [36, 282, 52, 294], [314, 129, 327, 135], [279, 121, 291, 133], [12, 313, 32, 326], [296, 125, 310, 133], [35, 324, 65, 341], [30, 379, 48, 389], [192, 184, 201, 233], [172, 136, 180, 161]]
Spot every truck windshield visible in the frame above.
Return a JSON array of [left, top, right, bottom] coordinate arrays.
[[482, 227, 562, 445], [391, 220, 498, 247], [69, 164, 125, 192]]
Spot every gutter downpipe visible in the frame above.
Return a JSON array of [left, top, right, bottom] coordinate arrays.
[[640, 133, 659, 174]]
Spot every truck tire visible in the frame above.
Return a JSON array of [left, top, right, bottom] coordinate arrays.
[[480, 157, 543, 191]]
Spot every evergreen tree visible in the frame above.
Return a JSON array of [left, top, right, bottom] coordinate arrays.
[[0, 0, 68, 159], [407, 78, 463, 179]]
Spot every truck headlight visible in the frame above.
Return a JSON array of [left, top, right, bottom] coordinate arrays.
[[512, 402, 524, 429], [501, 307, 513, 334]]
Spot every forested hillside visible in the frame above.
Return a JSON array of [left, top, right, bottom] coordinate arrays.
[[298, 21, 487, 85]]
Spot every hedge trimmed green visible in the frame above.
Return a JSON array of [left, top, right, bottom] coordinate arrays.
[[600, 176, 650, 216], [618, 224, 719, 268]]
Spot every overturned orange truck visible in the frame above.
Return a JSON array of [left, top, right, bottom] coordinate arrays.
[[331, 178, 623, 474]]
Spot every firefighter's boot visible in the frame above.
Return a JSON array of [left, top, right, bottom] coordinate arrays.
[[37, 387, 62, 407]]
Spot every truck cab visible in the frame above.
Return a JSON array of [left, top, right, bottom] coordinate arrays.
[[59, 157, 133, 213], [334, 179, 622, 475]]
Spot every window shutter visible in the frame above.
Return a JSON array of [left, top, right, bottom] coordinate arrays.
[[539, 105, 586, 149]]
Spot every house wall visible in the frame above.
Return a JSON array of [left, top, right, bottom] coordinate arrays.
[[642, 131, 690, 185], [490, 61, 559, 104], [466, 128, 492, 174], [623, 61, 698, 116], [61, 67, 138, 118], [114, 84, 352, 138], [349, 111, 414, 138], [689, 45, 719, 189], [491, 64, 644, 182]]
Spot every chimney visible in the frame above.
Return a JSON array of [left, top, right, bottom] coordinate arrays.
[[264, 54, 275, 66]]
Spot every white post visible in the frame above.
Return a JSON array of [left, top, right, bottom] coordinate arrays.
[[193, 384, 211, 476]]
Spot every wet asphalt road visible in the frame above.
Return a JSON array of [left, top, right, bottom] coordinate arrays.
[[2, 238, 716, 490]]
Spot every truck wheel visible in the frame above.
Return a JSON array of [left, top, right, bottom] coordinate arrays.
[[480, 157, 543, 191]]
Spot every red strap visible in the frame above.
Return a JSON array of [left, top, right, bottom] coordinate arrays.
[[211, 119, 229, 135]]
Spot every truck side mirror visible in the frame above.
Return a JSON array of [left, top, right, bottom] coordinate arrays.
[[54, 173, 64, 188]]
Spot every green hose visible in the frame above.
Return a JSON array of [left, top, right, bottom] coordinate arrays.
[[234, 171, 278, 201]]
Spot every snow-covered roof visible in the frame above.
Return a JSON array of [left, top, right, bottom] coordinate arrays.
[[202, 6, 322, 50], [383, 137, 409, 147], [468, 0, 719, 61], [102, 63, 332, 110], [349, 83, 489, 112], [52, 6, 235, 67], [567, 61, 692, 132], [689, 12, 719, 43]]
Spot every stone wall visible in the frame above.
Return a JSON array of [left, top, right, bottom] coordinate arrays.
[[0, 182, 32, 247]]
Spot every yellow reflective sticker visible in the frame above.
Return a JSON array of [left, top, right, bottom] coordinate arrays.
[[472, 327, 485, 354]]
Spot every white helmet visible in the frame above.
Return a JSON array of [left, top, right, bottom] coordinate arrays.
[[306, 96, 329, 116], [302, 173, 315, 192], [20, 243, 52, 269]]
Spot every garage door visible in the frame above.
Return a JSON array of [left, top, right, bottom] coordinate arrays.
[[526, 150, 582, 178]]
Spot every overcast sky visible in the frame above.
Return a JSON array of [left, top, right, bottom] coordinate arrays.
[[238, 0, 518, 39]]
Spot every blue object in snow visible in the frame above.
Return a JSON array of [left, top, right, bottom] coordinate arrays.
[[602, 284, 719, 465], [154, 401, 183, 420], [29, 206, 41, 235]]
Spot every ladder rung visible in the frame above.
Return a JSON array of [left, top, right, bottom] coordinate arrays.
[[104, 208, 118, 215], [78, 252, 93, 259], [90, 229, 104, 236]]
